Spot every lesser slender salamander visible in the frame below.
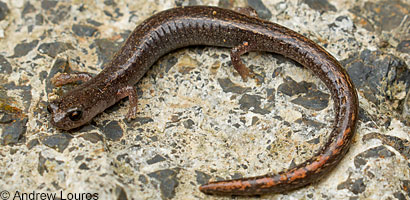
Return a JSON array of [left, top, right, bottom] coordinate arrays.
[[47, 6, 359, 196]]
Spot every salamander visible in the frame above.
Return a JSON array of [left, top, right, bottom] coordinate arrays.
[[47, 6, 359, 196]]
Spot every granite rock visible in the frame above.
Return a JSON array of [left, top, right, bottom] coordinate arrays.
[[0, 1, 409, 199]]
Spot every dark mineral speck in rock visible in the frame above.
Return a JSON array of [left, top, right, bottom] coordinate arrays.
[[307, 137, 320, 144], [146, 154, 166, 165], [117, 153, 131, 163], [253, 68, 266, 83], [103, 10, 113, 18], [41, 0, 58, 10], [11, 40, 39, 58], [94, 38, 122, 65], [22, 2, 36, 16], [0, 55, 12, 74], [337, 178, 366, 195], [39, 71, 48, 82], [182, 119, 194, 129], [149, 135, 158, 142], [174, 0, 184, 7], [369, 1, 408, 31], [358, 107, 372, 123], [353, 145, 395, 168], [393, 192, 406, 200], [148, 168, 180, 199], [397, 40, 410, 54], [37, 152, 48, 175], [266, 88, 275, 102], [100, 121, 123, 141], [46, 58, 70, 94], [77, 123, 98, 133], [49, 5, 70, 24], [362, 132, 410, 160], [35, 14, 44, 25], [335, 15, 349, 22], [27, 139, 40, 149], [2, 83, 32, 112], [195, 170, 212, 185], [138, 175, 148, 184], [188, 0, 200, 6], [278, 76, 315, 96], [72, 24, 98, 37], [87, 19, 103, 26], [123, 116, 154, 128], [302, 0, 337, 13], [74, 155, 84, 162], [114, 8, 123, 18], [42, 133, 73, 153], [329, 16, 354, 31], [38, 42, 74, 58], [0, 112, 15, 124], [0, 1, 9, 21], [218, 0, 234, 8], [401, 180, 410, 197], [251, 116, 259, 125], [163, 56, 178, 73], [135, 117, 154, 125], [350, 1, 409, 32], [295, 117, 326, 129], [247, 0, 272, 19], [344, 49, 409, 105], [218, 78, 250, 94], [103, 0, 117, 6], [291, 90, 329, 111], [239, 94, 270, 114], [1, 117, 28, 145], [115, 185, 128, 200], [78, 132, 103, 143], [232, 172, 243, 179], [79, 163, 90, 170]]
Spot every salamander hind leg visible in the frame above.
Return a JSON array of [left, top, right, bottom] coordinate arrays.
[[117, 86, 139, 120], [51, 72, 93, 86], [230, 41, 255, 82]]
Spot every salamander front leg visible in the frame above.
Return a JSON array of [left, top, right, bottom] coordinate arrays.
[[51, 72, 93, 86], [117, 86, 138, 120], [230, 41, 255, 82]]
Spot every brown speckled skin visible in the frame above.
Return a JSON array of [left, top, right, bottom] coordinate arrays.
[[48, 6, 359, 196]]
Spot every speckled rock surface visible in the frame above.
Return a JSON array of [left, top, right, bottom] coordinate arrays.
[[0, 0, 409, 199]]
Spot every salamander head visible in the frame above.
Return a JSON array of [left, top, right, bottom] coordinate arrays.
[[47, 89, 105, 130]]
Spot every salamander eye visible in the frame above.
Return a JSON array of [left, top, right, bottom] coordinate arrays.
[[68, 110, 83, 121]]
